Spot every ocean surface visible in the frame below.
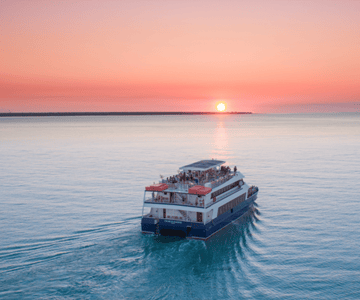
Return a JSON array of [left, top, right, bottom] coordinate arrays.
[[1, 113, 359, 299]]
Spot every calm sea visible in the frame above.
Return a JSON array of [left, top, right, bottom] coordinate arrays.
[[0, 113, 359, 299]]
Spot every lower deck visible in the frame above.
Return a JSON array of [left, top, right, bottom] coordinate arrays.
[[141, 193, 258, 240]]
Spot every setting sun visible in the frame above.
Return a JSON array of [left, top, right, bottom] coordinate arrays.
[[216, 102, 226, 112]]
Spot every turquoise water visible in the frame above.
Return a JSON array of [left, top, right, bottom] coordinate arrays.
[[1, 113, 360, 299]]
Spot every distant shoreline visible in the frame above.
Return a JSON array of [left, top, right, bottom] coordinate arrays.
[[0, 112, 252, 117]]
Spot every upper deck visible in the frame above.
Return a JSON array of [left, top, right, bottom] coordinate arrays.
[[144, 160, 246, 209], [161, 160, 244, 192], [162, 170, 242, 193]]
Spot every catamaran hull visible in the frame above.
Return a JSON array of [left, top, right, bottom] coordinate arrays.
[[141, 193, 257, 240]]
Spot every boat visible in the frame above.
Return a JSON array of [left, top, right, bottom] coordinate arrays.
[[141, 159, 259, 240]]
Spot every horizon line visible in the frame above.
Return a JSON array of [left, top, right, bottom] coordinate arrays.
[[0, 112, 252, 117]]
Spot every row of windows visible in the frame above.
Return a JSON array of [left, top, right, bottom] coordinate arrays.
[[211, 180, 240, 199], [218, 193, 246, 216]]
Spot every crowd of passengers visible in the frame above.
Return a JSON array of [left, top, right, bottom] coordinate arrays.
[[166, 165, 237, 184]]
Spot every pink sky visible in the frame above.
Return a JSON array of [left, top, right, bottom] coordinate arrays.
[[1, 0, 359, 113]]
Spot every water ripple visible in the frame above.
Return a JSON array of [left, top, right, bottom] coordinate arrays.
[[1, 114, 360, 299]]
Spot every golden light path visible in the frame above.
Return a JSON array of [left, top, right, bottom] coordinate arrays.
[[216, 102, 226, 112]]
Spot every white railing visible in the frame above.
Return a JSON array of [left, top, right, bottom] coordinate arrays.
[[208, 173, 236, 189], [161, 172, 237, 189], [165, 183, 192, 192], [144, 197, 205, 208]]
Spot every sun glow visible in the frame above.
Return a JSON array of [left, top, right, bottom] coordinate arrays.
[[216, 102, 226, 112]]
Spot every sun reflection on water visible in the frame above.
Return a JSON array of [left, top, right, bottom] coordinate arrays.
[[212, 120, 230, 160]]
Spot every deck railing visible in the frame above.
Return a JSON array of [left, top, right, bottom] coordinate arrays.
[[144, 197, 205, 208], [208, 173, 236, 188], [161, 171, 237, 189]]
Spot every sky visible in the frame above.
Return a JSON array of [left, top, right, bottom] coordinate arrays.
[[1, 0, 359, 113]]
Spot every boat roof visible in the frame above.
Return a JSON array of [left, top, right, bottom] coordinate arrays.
[[180, 159, 225, 171]]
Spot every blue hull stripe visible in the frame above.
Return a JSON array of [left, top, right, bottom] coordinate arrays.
[[141, 193, 258, 240]]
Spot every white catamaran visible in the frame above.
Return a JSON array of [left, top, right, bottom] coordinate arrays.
[[141, 159, 259, 240]]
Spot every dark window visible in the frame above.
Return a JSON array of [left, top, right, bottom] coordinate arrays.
[[217, 193, 246, 216], [211, 181, 240, 198], [197, 212, 203, 222]]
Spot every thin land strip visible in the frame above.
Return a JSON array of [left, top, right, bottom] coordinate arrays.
[[0, 112, 252, 117]]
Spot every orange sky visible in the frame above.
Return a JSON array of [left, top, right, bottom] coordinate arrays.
[[1, 0, 359, 113]]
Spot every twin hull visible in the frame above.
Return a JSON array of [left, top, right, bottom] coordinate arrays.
[[142, 193, 257, 240]]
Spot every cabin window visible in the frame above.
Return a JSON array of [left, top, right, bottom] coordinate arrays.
[[211, 181, 240, 199], [218, 193, 246, 216], [163, 209, 166, 218], [197, 212, 203, 222]]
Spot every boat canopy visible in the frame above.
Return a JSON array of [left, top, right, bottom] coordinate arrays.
[[180, 160, 225, 172], [145, 183, 169, 192], [188, 185, 212, 195]]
